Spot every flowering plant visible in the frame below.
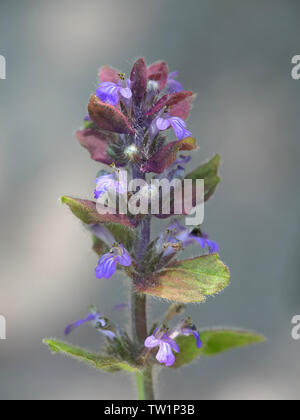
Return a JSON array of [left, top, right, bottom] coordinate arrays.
[[44, 58, 264, 400]]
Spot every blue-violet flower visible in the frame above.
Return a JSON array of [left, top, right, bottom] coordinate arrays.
[[180, 327, 202, 348], [96, 79, 132, 106], [144, 328, 180, 367], [193, 232, 219, 254], [167, 71, 183, 94], [160, 221, 219, 256], [95, 244, 132, 279], [64, 311, 116, 340], [156, 116, 192, 140], [94, 169, 127, 199]]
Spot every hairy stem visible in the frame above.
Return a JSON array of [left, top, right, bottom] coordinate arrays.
[[131, 216, 155, 400], [131, 289, 148, 344], [136, 366, 155, 401]]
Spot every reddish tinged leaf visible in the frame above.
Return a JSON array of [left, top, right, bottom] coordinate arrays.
[[170, 94, 195, 120], [130, 58, 147, 104], [136, 254, 230, 303], [76, 129, 114, 164], [98, 65, 119, 83], [61, 196, 138, 228], [147, 61, 169, 90], [141, 137, 197, 174], [88, 95, 135, 134], [146, 91, 194, 116]]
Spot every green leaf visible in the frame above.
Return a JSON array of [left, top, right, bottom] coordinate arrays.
[[43, 339, 139, 373], [61, 196, 137, 228], [91, 235, 108, 256], [185, 154, 221, 202], [106, 222, 135, 251], [91, 223, 135, 256], [172, 330, 265, 368], [137, 254, 229, 303]]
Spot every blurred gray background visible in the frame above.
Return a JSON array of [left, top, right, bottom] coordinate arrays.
[[0, 0, 300, 400]]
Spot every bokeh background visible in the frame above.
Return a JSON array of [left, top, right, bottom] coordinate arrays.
[[0, 0, 300, 400]]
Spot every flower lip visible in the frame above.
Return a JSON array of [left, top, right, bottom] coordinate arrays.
[[144, 328, 179, 367], [167, 71, 183, 94], [94, 169, 127, 199], [64, 313, 98, 336], [156, 115, 192, 140], [64, 311, 117, 341], [95, 244, 132, 280], [96, 77, 132, 106], [192, 230, 219, 254], [159, 222, 219, 256], [181, 327, 202, 349], [144, 320, 202, 367]]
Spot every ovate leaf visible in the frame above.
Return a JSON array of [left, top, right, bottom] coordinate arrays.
[[61, 196, 137, 228], [147, 91, 194, 116], [172, 330, 265, 368], [88, 95, 134, 134], [137, 254, 230, 303], [185, 154, 221, 202], [170, 94, 195, 120], [76, 129, 114, 165], [130, 58, 147, 104], [98, 65, 119, 83], [43, 339, 139, 373]]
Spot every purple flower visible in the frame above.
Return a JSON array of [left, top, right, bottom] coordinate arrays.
[[193, 232, 219, 254], [167, 71, 183, 94], [94, 169, 127, 199], [64, 311, 116, 340], [96, 79, 132, 106], [160, 221, 219, 256], [94, 174, 117, 199], [145, 329, 179, 367], [168, 319, 202, 349], [156, 116, 192, 140], [95, 244, 132, 279], [181, 327, 202, 349]]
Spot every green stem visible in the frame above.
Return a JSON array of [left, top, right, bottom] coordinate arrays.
[[136, 366, 155, 401]]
